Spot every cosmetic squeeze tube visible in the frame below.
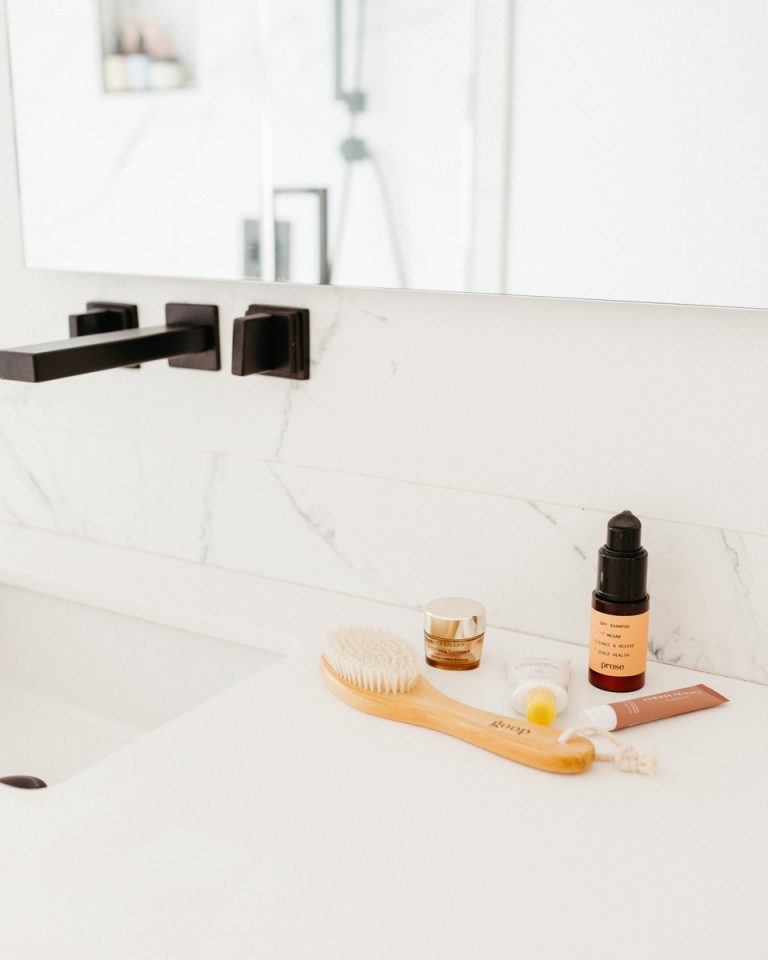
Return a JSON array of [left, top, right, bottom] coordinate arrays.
[[506, 658, 570, 726], [579, 684, 728, 731]]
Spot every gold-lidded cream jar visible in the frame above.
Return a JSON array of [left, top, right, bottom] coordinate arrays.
[[423, 597, 486, 671]]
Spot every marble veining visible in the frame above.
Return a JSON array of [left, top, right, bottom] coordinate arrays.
[[0, 280, 765, 684], [198, 454, 223, 565], [0, 412, 765, 683]]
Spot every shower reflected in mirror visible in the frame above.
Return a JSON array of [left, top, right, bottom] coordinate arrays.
[[7, 0, 768, 308]]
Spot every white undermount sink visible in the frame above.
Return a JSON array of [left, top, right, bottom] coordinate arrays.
[[0, 584, 288, 786]]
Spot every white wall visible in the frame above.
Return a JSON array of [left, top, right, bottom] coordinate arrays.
[[506, 0, 768, 306], [1, 0, 767, 684]]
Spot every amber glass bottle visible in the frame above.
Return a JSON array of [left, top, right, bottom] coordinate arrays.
[[588, 511, 649, 692]]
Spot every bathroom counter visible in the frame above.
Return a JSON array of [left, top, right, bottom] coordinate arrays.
[[0, 527, 764, 960]]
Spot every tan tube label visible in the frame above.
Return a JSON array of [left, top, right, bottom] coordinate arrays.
[[610, 684, 728, 729], [589, 609, 649, 677]]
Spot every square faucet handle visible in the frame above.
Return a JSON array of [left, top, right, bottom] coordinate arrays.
[[231, 305, 309, 380]]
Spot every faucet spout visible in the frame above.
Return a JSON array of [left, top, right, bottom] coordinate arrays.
[[0, 303, 221, 382]]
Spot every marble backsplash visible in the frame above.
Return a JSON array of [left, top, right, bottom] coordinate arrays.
[[0, 285, 766, 685], [0, 420, 766, 683]]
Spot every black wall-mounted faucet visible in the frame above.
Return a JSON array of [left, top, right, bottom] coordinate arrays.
[[0, 303, 220, 382]]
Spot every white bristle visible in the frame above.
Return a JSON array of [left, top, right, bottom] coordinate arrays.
[[324, 626, 420, 694]]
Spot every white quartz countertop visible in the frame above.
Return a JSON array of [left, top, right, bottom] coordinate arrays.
[[0, 527, 764, 960]]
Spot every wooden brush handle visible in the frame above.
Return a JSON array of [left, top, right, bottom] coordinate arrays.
[[412, 682, 593, 773], [321, 658, 594, 774]]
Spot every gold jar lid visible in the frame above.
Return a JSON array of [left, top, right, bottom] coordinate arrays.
[[423, 597, 486, 640]]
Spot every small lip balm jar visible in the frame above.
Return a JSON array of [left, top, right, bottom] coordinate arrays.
[[423, 597, 486, 671]]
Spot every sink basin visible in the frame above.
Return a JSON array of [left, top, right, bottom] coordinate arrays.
[[0, 584, 288, 785]]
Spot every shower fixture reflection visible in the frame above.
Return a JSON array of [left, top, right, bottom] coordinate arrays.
[[330, 0, 408, 287]]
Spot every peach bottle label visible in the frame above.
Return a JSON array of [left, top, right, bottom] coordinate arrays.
[[589, 610, 649, 676]]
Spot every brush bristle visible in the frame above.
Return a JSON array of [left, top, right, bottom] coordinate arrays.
[[324, 626, 420, 694]]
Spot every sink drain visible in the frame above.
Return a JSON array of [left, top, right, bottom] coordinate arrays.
[[0, 775, 48, 789]]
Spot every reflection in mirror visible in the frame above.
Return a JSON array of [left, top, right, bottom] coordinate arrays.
[[98, 0, 194, 93], [7, 1, 768, 306]]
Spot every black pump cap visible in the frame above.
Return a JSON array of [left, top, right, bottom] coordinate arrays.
[[606, 510, 643, 552], [596, 510, 648, 602]]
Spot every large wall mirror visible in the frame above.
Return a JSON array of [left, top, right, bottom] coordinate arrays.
[[7, 0, 768, 307]]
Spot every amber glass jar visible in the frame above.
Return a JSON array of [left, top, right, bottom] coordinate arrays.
[[423, 597, 486, 671]]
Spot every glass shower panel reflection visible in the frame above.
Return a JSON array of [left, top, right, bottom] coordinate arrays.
[[268, 0, 476, 291], [7, 0, 268, 280]]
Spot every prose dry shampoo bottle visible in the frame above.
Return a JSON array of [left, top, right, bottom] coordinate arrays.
[[588, 510, 649, 692]]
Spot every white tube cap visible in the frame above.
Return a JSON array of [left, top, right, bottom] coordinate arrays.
[[579, 704, 618, 731]]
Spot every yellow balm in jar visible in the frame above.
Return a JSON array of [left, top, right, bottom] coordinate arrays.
[[423, 597, 486, 671]]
